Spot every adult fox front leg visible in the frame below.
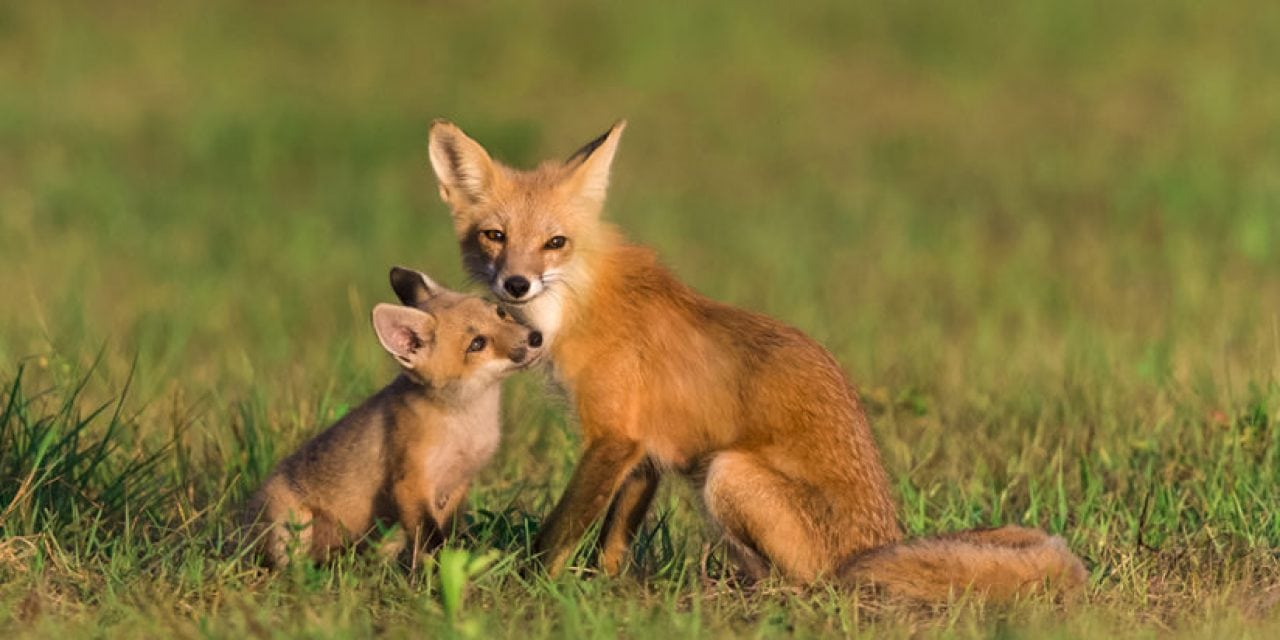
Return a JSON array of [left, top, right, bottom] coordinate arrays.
[[596, 461, 660, 576], [530, 354, 658, 576], [532, 436, 646, 575], [424, 119, 1086, 599]]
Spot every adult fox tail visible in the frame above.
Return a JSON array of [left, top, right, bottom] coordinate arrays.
[[839, 525, 1088, 602]]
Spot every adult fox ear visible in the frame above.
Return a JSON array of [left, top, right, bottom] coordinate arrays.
[[562, 120, 626, 213], [372, 303, 437, 369], [428, 119, 499, 207], [389, 266, 446, 307]]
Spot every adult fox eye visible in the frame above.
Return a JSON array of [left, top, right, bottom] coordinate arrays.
[[482, 229, 506, 243], [544, 235, 567, 250], [467, 336, 487, 353]]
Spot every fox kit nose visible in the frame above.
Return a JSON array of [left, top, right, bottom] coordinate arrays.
[[528, 331, 543, 348], [503, 276, 531, 298], [509, 346, 528, 363]]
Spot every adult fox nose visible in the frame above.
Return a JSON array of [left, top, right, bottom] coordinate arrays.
[[503, 276, 531, 298], [528, 331, 543, 348]]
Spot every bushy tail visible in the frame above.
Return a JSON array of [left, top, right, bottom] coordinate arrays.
[[839, 526, 1087, 602]]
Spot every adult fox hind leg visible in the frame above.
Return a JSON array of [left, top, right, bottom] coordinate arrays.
[[596, 461, 660, 576], [701, 451, 832, 583]]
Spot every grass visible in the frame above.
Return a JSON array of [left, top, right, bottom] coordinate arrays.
[[2, 0, 1279, 636]]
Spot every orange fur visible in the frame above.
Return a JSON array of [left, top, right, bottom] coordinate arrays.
[[841, 526, 1088, 601], [426, 120, 1087, 601]]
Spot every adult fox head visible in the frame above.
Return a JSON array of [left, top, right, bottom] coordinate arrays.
[[372, 266, 543, 401], [427, 120, 625, 338]]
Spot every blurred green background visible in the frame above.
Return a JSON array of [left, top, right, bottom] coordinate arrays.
[[4, 0, 1276, 401], [1, 0, 1279, 635]]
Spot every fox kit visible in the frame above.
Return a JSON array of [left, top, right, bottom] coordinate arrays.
[[424, 120, 1086, 601], [243, 267, 542, 568]]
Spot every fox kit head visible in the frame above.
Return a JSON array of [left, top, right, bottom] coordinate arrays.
[[427, 120, 625, 337], [371, 266, 543, 401]]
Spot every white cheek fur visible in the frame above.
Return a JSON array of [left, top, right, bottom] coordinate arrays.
[[456, 357, 515, 400], [519, 293, 564, 344]]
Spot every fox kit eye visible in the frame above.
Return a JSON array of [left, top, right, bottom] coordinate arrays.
[[496, 307, 508, 320], [544, 235, 567, 250], [482, 229, 506, 243], [467, 336, 488, 353]]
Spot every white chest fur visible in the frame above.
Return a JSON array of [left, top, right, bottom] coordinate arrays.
[[426, 386, 501, 499], [514, 288, 565, 346]]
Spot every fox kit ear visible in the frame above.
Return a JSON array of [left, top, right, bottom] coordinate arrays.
[[372, 303, 437, 369], [389, 266, 446, 307], [428, 119, 498, 207], [562, 120, 626, 211]]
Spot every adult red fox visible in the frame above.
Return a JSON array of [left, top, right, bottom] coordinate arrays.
[[424, 120, 1086, 600]]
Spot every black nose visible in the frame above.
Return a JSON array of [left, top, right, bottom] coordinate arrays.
[[509, 347, 527, 364], [528, 331, 543, 348], [503, 276, 531, 298]]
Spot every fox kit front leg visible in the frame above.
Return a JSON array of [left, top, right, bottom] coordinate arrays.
[[392, 468, 447, 569], [432, 481, 473, 541], [534, 436, 647, 576], [379, 481, 469, 565]]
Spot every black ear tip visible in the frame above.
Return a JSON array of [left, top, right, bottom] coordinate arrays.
[[389, 266, 411, 287], [567, 123, 622, 165], [389, 267, 419, 300], [389, 266, 437, 306]]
